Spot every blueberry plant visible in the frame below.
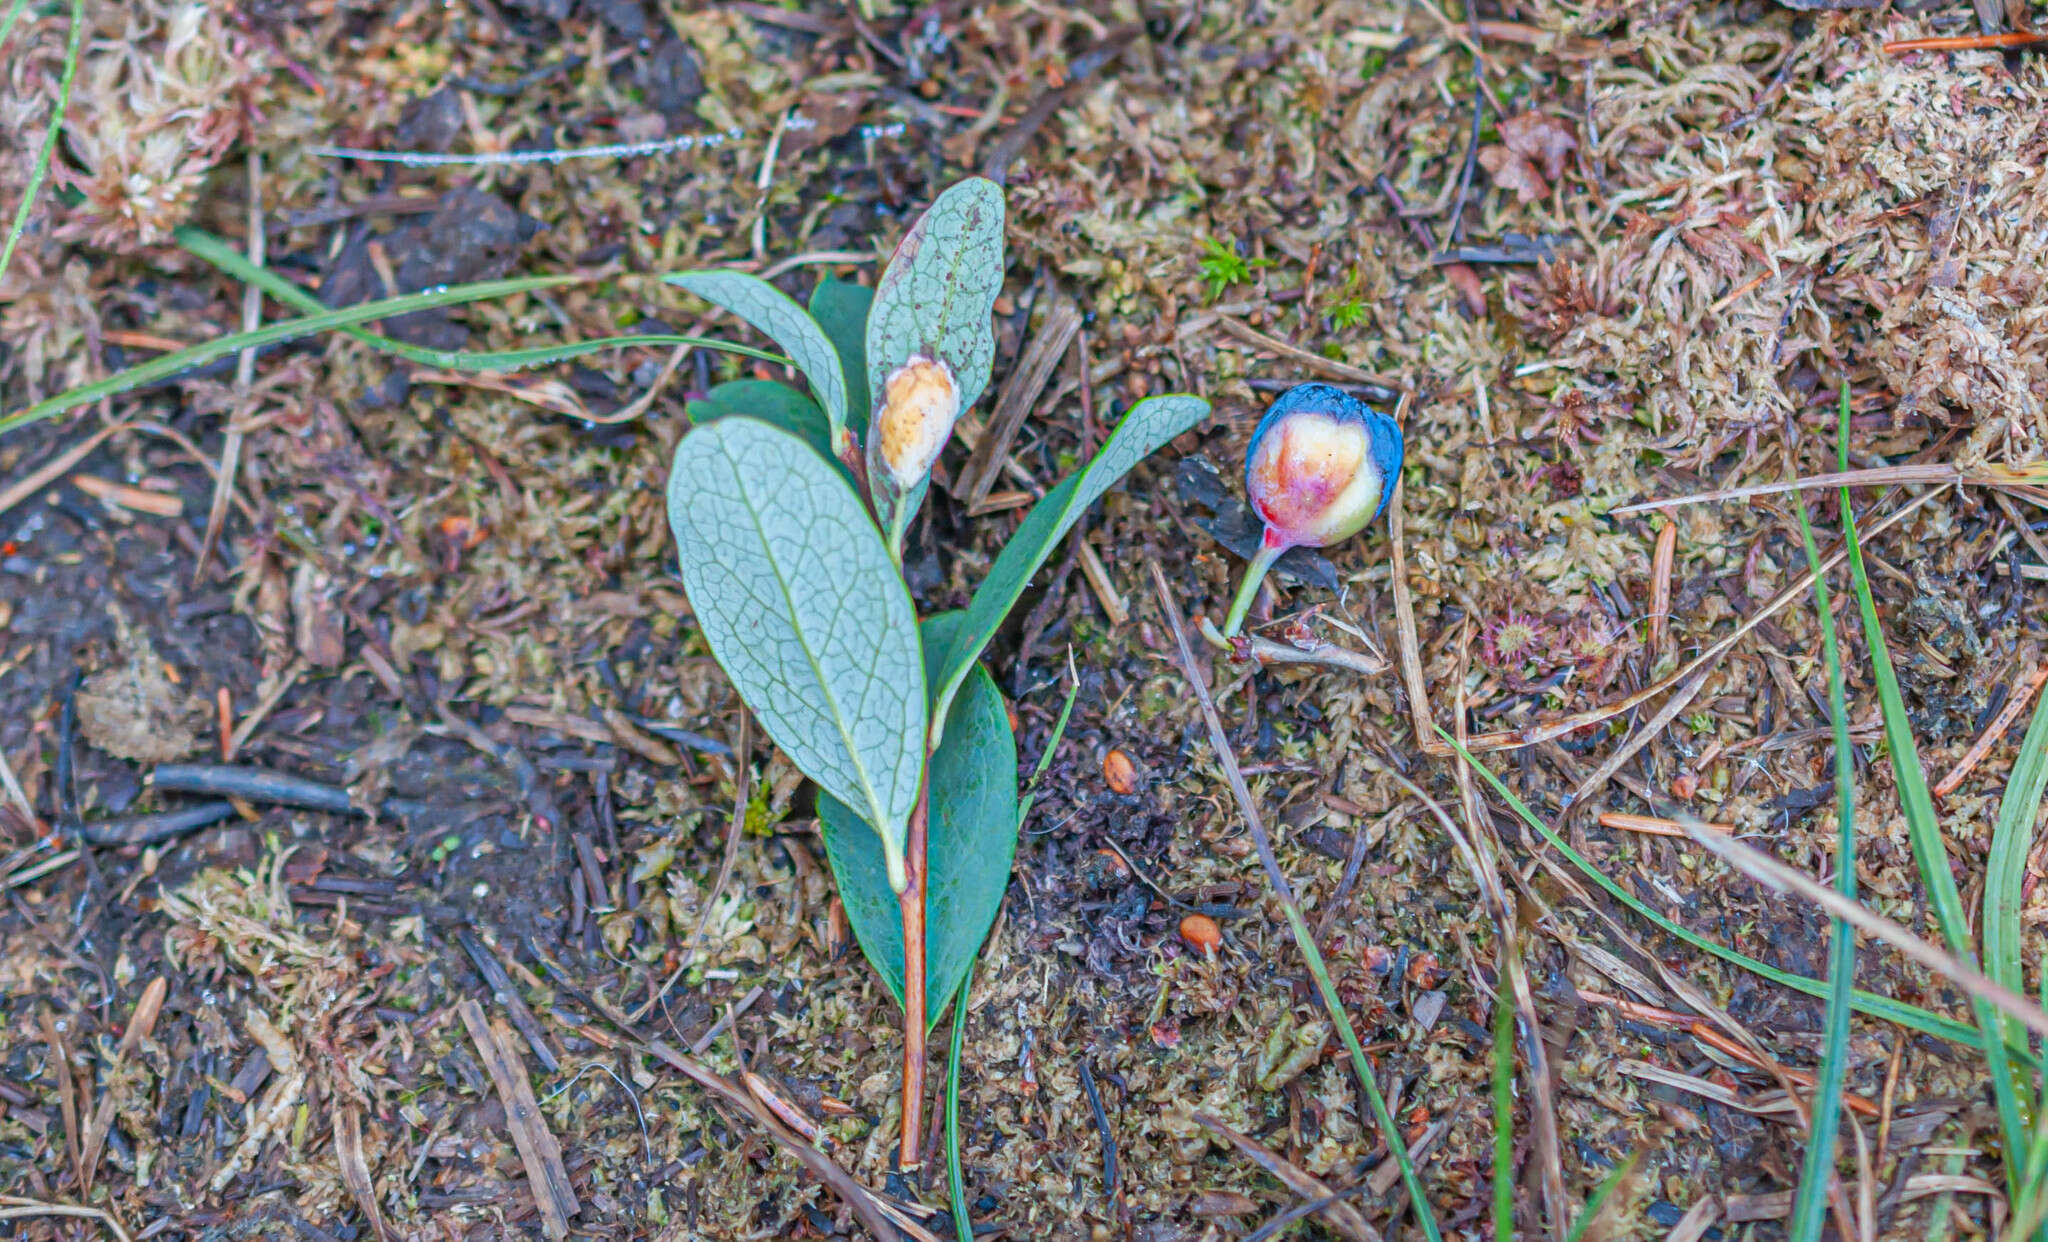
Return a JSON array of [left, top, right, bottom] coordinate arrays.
[[663, 178, 1209, 1166]]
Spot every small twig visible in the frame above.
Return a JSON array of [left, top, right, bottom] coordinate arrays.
[[1647, 520, 1677, 659], [1199, 615, 1388, 676], [957, 296, 1079, 509], [1610, 464, 1963, 515], [981, 26, 1139, 182], [333, 1105, 391, 1242], [1212, 315, 1406, 391], [1445, 62, 1486, 248], [224, 657, 305, 760], [458, 1000, 579, 1241], [80, 977, 167, 1190], [645, 1040, 903, 1242], [150, 764, 433, 819], [1077, 1060, 1119, 1199], [40, 1011, 83, 1189], [1596, 811, 1734, 837], [1193, 1113, 1381, 1242], [458, 930, 561, 1072], [1932, 663, 2048, 799], [448, 54, 585, 97], [0, 422, 134, 521], [0, 742, 40, 832], [1883, 31, 2048, 53], [1075, 536, 1129, 626]]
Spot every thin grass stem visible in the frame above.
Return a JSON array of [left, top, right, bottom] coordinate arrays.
[[1444, 732, 2026, 1062], [1786, 383, 1858, 1242], [0, 0, 83, 289]]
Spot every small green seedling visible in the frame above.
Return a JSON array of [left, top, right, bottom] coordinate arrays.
[[663, 177, 1209, 1168]]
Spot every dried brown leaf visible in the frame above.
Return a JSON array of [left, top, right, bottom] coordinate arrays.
[[1478, 146, 1548, 204], [1498, 111, 1579, 183]]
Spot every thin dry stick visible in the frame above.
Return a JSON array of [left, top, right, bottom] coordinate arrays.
[[1459, 486, 1946, 754], [1148, 558, 1440, 1239], [1684, 823, 2048, 1044], [1212, 315, 1404, 391], [1193, 1113, 1381, 1242], [1388, 471, 1448, 758], [957, 295, 1080, 509], [1611, 464, 1963, 515], [1648, 520, 1677, 658], [198, 152, 263, 578], [1597, 811, 1734, 837], [1932, 664, 2048, 799], [1562, 668, 1713, 812], [631, 713, 753, 1023], [0, 1199, 133, 1242], [39, 1012, 82, 1189], [458, 1000, 579, 1241], [0, 422, 133, 519], [644, 1040, 902, 1242], [0, 744, 38, 829], [80, 977, 166, 1190]]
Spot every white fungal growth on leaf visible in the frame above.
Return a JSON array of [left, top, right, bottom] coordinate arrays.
[[873, 355, 960, 489]]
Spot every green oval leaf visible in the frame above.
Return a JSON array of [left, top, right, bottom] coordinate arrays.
[[929, 392, 1210, 737], [687, 380, 831, 459], [667, 270, 851, 442], [666, 417, 925, 886], [819, 613, 1019, 1026], [808, 276, 875, 437], [865, 177, 1006, 417]]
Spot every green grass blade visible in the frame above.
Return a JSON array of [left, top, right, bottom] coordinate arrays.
[[1443, 730, 2015, 1059], [0, 0, 33, 56], [1491, 995, 1514, 1242], [1561, 1152, 1638, 1242], [0, 0, 84, 288], [174, 227, 788, 373], [946, 952, 975, 1242], [1838, 416, 2032, 1196], [0, 273, 582, 436], [1986, 689, 2048, 1063], [1786, 443, 1856, 1242]]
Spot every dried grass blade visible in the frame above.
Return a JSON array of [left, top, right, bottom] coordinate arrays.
[[1443, 734, 2014, 1058], [1612, 465, 1959, 515], [1149, 558, 1441, 1242], [1192, 1113, 1382, 1242], [1679, 824, 2048, 1046], [645, 1040, 902, 1242]]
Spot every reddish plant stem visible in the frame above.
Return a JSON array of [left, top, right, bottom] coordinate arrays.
[[898, 772, 930, 1171], [1884, 31, 2048, 52]]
